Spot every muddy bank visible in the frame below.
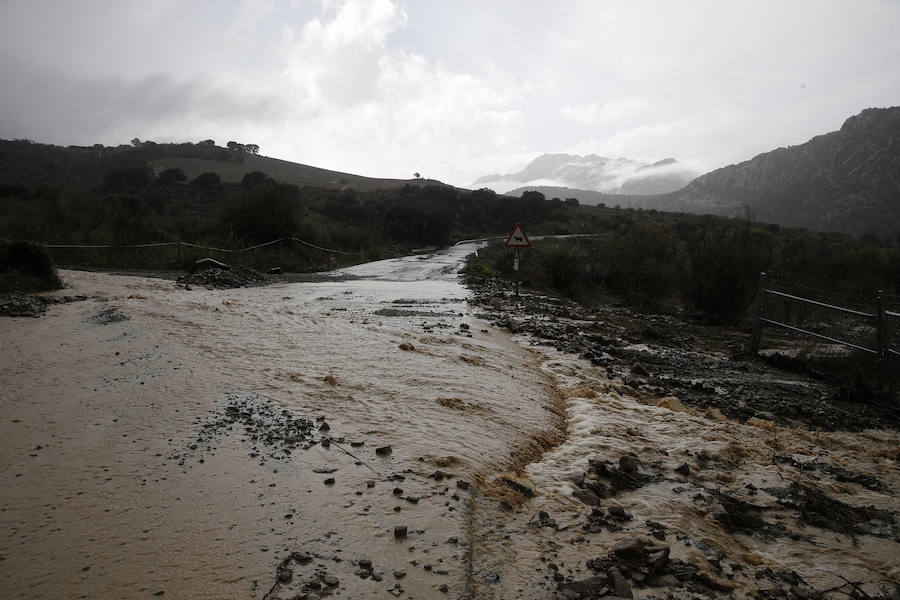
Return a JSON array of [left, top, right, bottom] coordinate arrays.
[[462, 274, 900, 600], [0, 291, 89, 317], [464, 275, 899, 432]]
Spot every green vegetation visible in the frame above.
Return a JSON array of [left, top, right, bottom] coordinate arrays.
[[471, 214, 900, 324], [3, 138, 898, 327], [0, 139, 591, 272], [0, 239, 62, 292]]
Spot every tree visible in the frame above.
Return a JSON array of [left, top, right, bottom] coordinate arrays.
[[227, 141, 245, 153], [130, 138, 142, 147], [241, 171, 269, 187], [154, 168, 187, 187], [414, 172, 421, 179], [192, 172, 222, 190], [245, 144, 259, 155], [103, 166, 152, 192], [199, 139, 216, 146]]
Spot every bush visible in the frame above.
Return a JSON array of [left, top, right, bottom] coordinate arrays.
[[683, 223, 772, 323], [0, 239, 63, 292]]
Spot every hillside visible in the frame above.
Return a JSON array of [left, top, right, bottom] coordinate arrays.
[[671, 106, 900, 236], [149, 153, 435, 191], [502, 107, 900, 238], [0, 139, 431, 193]]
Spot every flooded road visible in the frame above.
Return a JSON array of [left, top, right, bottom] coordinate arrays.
[[0, 243, 561, 599], [1, 244, 898, 599]]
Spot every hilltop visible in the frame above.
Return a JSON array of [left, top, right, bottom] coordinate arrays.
[[0, 138, 432, 192]]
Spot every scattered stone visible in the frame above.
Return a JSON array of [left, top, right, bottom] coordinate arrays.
[[277, 567, 293, 583], [606, 505, 633, 520], [393, 570, 406, 578], [376, 445, 393, 456], [88, 307, 129, 324], [323, 478, 335, 485], [456, 479, 470, 490], [0, 293, 49, 318], [618, 455, 639, 473], [322, 575, 339, 587], [609, 569, 633, 598], [708, 502, 732, 529], [394, 525, 408, 539], [675, 462, 691, 476], [177, 264, 279, 289], [556, 575, 608, 599], [571, 488, 600, 506], [398, 343, 416, 352], [366, 479, 375, 488], [612, 537, 646, 560]]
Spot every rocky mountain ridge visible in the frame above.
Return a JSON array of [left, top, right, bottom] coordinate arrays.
[[501, 107, 900, 237], [672, 106, 900, 235]]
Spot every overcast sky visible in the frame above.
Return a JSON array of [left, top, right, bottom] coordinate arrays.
[[1, 0, 898, 187]]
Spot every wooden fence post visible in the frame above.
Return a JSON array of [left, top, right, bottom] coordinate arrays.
[[750, 272, 768, 355], [876, 290, 888, 387]]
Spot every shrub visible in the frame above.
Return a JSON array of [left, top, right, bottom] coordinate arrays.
[[683, 224, 772, 323], [0, 239, 63, 292]]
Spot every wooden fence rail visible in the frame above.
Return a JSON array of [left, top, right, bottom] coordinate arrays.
[[750, 272, 897, 386]]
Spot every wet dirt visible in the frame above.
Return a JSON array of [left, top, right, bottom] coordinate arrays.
[[2, 249, 898, 600], [462, 275, 900, 600], [0, 245, 561, 600], [466, 275, 900, 432]]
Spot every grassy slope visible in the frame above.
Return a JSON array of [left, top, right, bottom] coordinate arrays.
[[151, 154, 442, 192]]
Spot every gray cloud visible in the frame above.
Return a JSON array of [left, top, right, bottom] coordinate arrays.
[[1, 0, 898, 185]]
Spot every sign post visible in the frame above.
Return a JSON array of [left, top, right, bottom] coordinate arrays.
[[504, 223, 531, 296]]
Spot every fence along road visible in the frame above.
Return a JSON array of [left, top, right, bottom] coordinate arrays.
[[750, 272, 898, 386]]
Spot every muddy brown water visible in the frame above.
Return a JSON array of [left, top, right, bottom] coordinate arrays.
[[1, 244, 898, 599]]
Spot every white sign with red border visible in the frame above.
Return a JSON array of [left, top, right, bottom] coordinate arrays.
[[504, 223, 531, 247]]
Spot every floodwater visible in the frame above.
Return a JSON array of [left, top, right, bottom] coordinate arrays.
[[1, 244, 898, 599]]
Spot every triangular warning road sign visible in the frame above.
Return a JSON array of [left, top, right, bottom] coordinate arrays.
[[504, 223, 531, 247]]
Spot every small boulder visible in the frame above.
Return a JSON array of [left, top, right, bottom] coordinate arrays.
[[618, 455, 638, 473], [611, 537, 646, 560]]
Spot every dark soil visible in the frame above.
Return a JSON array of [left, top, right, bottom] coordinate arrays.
[[176, 265, 283, 289], [1, 292, 89, 318], [464, 275, 900, 432]]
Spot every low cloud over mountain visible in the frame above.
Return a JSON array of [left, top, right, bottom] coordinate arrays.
[[473, 153, 699, 195]]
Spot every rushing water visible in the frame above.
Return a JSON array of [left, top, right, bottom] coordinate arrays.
[[1, 245, 898, 599], [0, 244, 560, 599]]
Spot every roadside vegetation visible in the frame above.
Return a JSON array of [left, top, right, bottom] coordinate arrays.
[[3, 138, 899, 317], [470, 216, 900, 324], [0, 239, 62, 293], [0, 139, 595, 272]]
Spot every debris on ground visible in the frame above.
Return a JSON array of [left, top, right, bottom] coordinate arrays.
[[176, 265, 282, 289]]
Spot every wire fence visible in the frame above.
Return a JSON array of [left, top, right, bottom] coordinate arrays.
[[750, 272, 898, 388], [43, 237, 363, 272]]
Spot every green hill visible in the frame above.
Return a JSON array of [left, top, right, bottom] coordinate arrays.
[[0, 138, 432, 192]]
